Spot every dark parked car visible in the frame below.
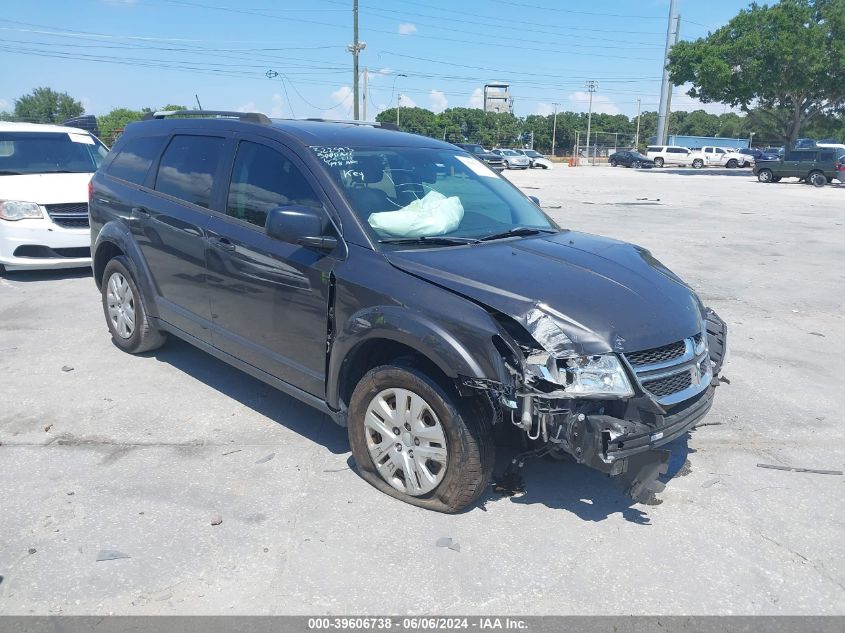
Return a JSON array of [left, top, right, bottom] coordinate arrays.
[[608, 150, 654, 169], [89, 111, 727, 512], [453, 143, 505, 171], [739, 147, 779, 162], [753, 148, 843, 187]]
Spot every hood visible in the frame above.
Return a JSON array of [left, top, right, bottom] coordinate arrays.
[[0, 173, 93, 205], [385, 231, 704, 356]]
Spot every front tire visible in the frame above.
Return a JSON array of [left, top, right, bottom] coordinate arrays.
[[692, 158, 704, 169], [101, 256, 166, 354], [757, 169, 774, 183], [348, 365, 494, 513], [610, 159, 617, 167], [726, 159, 738, 168]]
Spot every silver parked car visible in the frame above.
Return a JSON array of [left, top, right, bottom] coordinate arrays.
[[492, 148, 530, 169], [515, 149, 553, 169]]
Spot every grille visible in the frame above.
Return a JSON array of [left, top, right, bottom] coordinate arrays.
[[625, 340, 686, 367], [642, 370, 692, 398], [46, 203, 89, 228]]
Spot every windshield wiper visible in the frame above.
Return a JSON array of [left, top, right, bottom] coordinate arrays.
[[378, 236, 478, 246], [478, 227, 557, 242]]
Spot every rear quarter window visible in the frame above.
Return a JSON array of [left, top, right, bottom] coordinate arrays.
[[107, 136, 167, 185]]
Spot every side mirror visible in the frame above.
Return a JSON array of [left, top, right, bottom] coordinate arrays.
[[265, 205, 337, 251], [528, 195, 540, 206]]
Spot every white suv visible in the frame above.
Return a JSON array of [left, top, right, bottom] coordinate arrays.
[[645, 145, 695, 167], [0, 122, 108, 274]]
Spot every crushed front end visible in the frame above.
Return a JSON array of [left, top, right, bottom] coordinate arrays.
[[463, 307, 728, 501]]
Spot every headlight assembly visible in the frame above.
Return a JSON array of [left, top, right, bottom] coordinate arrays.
[[0, 200, 43, 221], [524, 352, 634, 398]]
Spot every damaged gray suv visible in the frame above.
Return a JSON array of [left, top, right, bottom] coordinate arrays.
[[89, 111, 727, 513]]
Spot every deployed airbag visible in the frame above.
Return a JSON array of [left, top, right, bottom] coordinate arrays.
[[368, 190, 464, 237]]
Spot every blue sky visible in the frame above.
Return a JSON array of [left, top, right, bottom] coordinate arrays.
[[0, 0, 753, 119]]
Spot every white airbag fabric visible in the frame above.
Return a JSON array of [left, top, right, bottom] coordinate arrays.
[[368, 190, 464, 237]]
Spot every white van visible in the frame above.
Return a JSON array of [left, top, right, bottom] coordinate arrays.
[[0, 122, 108, 274]]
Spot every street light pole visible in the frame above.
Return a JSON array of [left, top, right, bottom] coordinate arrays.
[[551, 102, 560, 157], [396, 93, 401, 126], [634, 98, 642, 149], [584, 80, 597, 165]]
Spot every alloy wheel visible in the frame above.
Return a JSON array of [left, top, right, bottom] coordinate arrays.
[[363, 388, 448, 496], [106, 272, 136, 339]]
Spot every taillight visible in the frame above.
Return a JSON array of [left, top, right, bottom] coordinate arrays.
[[88, 179, 93, 203]]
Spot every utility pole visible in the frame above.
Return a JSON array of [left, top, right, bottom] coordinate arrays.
[[661, 14, 681, 143], [656, 0, 679, 145], [551, 102, 560, 157], [584, 80, 597, 165], [634, 98, 642, 149], [362, 67, 368, 121], [347, 0, 366, 120]]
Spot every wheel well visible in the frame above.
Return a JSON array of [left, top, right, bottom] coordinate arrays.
[[338, 339, 451, 410], [93, 241, 125, 289]]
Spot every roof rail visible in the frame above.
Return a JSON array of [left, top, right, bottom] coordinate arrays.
[[302, 118, 399, 131], [142, 110, 271, 125]]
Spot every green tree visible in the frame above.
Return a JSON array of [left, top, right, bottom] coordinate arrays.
[[668, 0, 845, 148], [97, 108, 146, 145], [13, 87, 84, 123]]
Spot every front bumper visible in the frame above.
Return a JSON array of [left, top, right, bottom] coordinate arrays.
[[0, 218, 91, 271]]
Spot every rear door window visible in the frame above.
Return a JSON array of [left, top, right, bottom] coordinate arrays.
[[107, 136, 167, 185], [819, 151, 835, 162], [154, 135, 225, 208]]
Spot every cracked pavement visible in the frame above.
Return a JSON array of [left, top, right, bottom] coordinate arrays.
[[0, 166, 843, 614]]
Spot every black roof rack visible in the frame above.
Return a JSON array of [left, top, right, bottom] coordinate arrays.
[[302, 118, 399, 131], [142, 110, 271, 125]]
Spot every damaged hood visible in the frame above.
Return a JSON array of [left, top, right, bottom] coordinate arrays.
[[385, 231, 704, 356]]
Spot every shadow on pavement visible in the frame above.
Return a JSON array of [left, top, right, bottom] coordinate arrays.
[[2, 267, 93, 282], [151, 338, 349, 455], [652, 168, 755, 177], [479, 433, 695, 524]]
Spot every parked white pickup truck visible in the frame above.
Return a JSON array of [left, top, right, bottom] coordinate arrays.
[[692, 146, 752, 168]]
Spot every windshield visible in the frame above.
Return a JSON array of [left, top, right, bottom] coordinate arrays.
[[0, 131, 108, 175], [499, 149, 519, 156], [523, 150, 542, 157], [312, 146, 557, 244], [462, 144, 485, 154]]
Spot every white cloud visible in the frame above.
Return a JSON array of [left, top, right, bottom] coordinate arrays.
[[327, 85, 354, 119], [535, 102, 555, 116], [398, 93, 416, 109], [567, 91, 620, 115], [270, 94, 285, 118], [236, 101, 257, 113], [468, 87, 484, 109], [376, 67, 393, 76], [0, 98, 9, 111], [398, 23, 417, 36], [429, 90, 448, 113]]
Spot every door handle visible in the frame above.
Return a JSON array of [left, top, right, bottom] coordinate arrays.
[[211, 237, 236, 252], [131, 206, 150, 218]]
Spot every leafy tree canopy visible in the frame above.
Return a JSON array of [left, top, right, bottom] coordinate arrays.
[[14, 87, 85, 123], [668, 0, 845, 146]]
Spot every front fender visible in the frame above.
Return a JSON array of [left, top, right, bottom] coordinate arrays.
[[326, 305, 513, 410], [93, 221, 160, 318]]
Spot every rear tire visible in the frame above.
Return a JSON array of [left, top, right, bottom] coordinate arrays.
[[101, 256, 166, 354], [757, 169, 774, 183], [692, 158, 704, 169], [610, 159, 617, 167], [654, 157, 664, 168], [348, 364, 494, 513], [726, 159, 738, 168], [808, 171, 827, 187], [633, 161, 642, 169]]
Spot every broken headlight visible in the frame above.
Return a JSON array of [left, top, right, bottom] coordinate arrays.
[[525, 352, 634, 398]]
